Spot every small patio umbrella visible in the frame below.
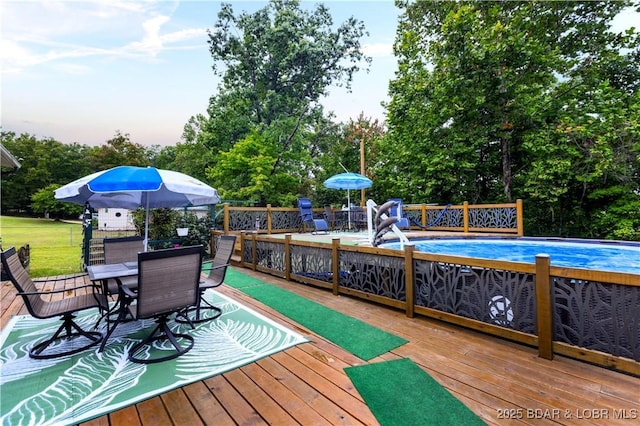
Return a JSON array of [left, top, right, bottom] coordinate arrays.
[[323, 172, 372, 230], [55, 166, 221, 250]]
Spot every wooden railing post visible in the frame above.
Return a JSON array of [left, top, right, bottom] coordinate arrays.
[[239, 231, 246, 266], [332, 238, 340, 295], [404, 244, 415, 318], [223, 203, 230, 233], [463, 201, 469, 233], [535, 254, 554, 360], [251, 232, 257, 271], [284, 234, 291, 281], [516, 199, 524, 236], [267, 204, 273, 234]]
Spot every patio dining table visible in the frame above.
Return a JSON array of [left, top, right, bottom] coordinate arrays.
[[87, 262, 138, 282], [87, 262, 139, 351]]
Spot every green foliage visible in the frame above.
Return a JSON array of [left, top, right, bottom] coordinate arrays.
[[209, 0, 370, 123], [131, 208, 180, 243], [385, 0, 640, 238], [1, 131, 95, 215], [130, 209, 213, 255], [195, 0, 371, 205], [31, 184, 83, 219], [1, 131, 154, 217], [179, 213, 214, 255], [88, 131, 152, 170], [206, 130, 299, 206]]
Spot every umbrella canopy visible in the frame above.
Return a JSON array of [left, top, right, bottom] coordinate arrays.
[[55, 166, 220, 250], [323, 172, 372, 230], [323, 172, 372, 191]]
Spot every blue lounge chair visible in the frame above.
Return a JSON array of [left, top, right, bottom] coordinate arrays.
[[298, 198, 329, 234], [387, 198, 410, 229]]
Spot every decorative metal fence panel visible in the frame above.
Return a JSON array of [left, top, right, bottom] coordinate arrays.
[[275, 211, 301, 231], [413, 260, 536, 333], [468, 205, 518, 229], [409, 207, 462, 228], [339, 250, 406, 301], [255, 240, 285, 272], [553, 277, 640, 361], [229, 210, 264, 232], [290, 245, 333, 282]]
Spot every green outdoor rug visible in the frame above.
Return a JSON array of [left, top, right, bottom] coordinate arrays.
[[0, 290, 307, 426], [345, 358, 485, 426], [225, 268, 408, 360]]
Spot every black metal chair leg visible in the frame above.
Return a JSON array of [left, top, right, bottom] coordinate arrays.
[[30, 314, 103, 359], [176, 290, 222, 325], [128, 317, 194, 364]]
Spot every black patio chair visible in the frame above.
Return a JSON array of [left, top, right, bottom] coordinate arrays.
[[176, 235, 236, 324], [124, 245, 202, 364], [102, 235, 144, 293], [1, 246, 107, 359]]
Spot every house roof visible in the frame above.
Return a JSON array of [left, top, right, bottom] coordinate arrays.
[[1, 144, 21, 170]]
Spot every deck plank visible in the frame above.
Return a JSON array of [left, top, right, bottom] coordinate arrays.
[[257, 355, 366, 425], [204, 375, 266, 425], [182, 381, 236, 426], [224, 367, 299, 424], [161, 388, 205, 426]]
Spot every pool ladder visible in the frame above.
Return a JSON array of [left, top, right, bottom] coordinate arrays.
[[365, 199, 410, 248]]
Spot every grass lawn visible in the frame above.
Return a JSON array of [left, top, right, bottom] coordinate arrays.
[[1, 216, 84, 277]]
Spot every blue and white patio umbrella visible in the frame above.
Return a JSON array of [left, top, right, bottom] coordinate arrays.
[[55, 166, 221, 250], [323, 172, 373, 230]]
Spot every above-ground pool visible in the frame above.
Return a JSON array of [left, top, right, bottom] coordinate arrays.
[[382, 238, 640, 274]]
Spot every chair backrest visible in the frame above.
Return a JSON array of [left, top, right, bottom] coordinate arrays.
[[205, 235, 237, 285], [1, 247, 44, 318], [388, 198, 404, 219], [104, 236, 144, 264], [387, 198, 409, 228], [135, 245, 202, 319], [297, 198, 314, 222]]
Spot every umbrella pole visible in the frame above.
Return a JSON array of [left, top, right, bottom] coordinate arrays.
[[347, 189, 351, 230], [144, 198, 150, 251]]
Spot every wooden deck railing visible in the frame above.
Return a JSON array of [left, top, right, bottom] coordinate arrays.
[[211, 231, 640, 377], [218, 200, 524, 236]]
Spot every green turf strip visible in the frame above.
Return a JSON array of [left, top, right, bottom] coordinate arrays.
[[345, 358, 485, 426], [224, 268, 408, 360]]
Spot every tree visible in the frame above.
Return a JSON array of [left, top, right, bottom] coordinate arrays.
[[31, 184, 82, 219], [384, 0, 639, 237], [88, 131, 152, 170], [206, 130, 300, 206], [1, 132, 94, 214], [200, 0, 371, 205]]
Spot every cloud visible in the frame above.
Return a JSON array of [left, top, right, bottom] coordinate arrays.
[[363, 42, 393, 58], [0, 0, 206, 74]]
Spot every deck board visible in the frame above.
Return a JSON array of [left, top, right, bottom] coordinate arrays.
[[2, 268, 639, 425]]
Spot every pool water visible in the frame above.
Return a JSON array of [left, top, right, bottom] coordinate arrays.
[[382, 238, 640, 274]]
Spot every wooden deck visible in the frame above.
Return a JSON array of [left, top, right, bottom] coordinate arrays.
[[2, 268, 639, 425]]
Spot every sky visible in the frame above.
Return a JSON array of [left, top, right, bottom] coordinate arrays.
[[1, 0, 399, 147], [2, 1, 638, 148]]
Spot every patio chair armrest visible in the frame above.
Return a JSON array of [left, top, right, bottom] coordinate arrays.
[[209, 263, 230, 271], [202, 260, 230, 271], [17, 282, 96, 296], [32, 272, 90, 283], [120, 283, 138, 299]]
